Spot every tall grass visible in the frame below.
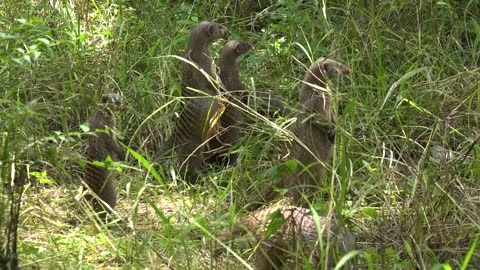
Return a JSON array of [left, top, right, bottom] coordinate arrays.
[[0, 0, 479, 269]]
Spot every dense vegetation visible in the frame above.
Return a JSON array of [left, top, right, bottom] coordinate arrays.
[[1, 0, 479, 269]]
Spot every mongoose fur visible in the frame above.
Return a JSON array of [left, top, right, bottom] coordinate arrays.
[[182, 21, 229, 96], [285, 57, 351, 205], [206, 40, 252, 165], [161, 21, 228, 181], [84, 93, 124, 216], [229, 205, 356, 269]]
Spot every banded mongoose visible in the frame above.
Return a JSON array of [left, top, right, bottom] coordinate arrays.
[[246, 58, 350, 211], [229, 205, 356, 269], [182, 21, 229, 96], [219, 40, 252, 94], [216, 40, 289, 119], [285, 57, 351, 205], [206, 40, 252, 165], [162, 21, 228, 181], [84, 93, 124, 216]]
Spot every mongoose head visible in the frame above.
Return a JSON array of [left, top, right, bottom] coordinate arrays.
[[100, 93, 125, 111], [219, 41, 252, 64], [311, 57, 351, 80], [300, 57, 350, 108], [223, 40, 252, 57], [196, 21, 229, 42]]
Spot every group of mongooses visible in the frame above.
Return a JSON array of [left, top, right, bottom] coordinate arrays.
[[82, 21, 355, 268]]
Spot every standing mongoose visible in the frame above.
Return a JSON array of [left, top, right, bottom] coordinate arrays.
[[228, 205, 356, 269], [161, 21, 228, 181], [285, 57, 351, 205], [247, 58, 350, 210], [84, 93, 124, 217], [182, 21, 229, 96], [218, 40, 252, 95], [206, 40, 252, 165]]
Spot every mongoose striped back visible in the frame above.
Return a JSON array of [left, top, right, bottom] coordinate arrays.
[[162, 96, 223, 179], [231, 205, 356, 269], [205, 40, 252, 165], [181, 21, 228, 97], [84, 93, 124, 216], [285, 58, 351, 205], [161, 21, 228, 181]]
